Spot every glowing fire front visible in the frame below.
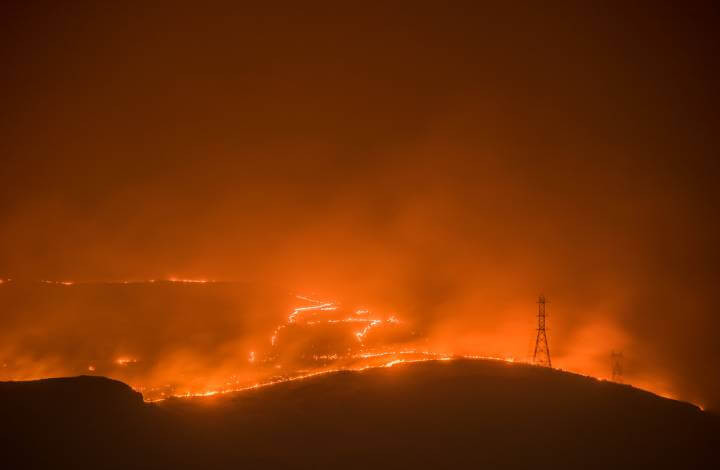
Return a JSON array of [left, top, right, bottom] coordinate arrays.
[[136, 295, 519, 402], [270, 299, 401, 350], [0, 281, 696, 408]]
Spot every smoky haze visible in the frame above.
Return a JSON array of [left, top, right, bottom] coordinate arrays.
[[1, 2, 719, 409]]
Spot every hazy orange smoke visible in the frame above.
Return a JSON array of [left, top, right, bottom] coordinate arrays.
[[0, 280, 687, 405]]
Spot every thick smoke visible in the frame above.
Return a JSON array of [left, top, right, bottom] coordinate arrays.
[[1, 2, 719, 408]]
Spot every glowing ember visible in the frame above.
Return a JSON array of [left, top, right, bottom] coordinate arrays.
[[42, 280, 75, 286], [32, 278, 221, 286], [167, 277, 212, 283], [115, 357, 138, 366], [384, 359, 403, 367]]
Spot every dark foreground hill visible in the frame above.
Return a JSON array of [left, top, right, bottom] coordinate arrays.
[[2, 360, 718, 469]]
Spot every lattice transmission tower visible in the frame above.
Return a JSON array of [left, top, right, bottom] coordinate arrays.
[[532, 295, 552, 367]]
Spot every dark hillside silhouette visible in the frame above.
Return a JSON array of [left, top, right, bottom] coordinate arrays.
[[2, 360, 717, 469]]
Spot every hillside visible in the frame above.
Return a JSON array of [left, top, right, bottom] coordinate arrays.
[[2, 360, 717, 469]]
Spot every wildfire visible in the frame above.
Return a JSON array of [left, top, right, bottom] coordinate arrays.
[[136, 295, 522, 402], [166, 277, 212, 284], [384, 359, 403, 367], [1, 282, 695, 408], [272, 300, 340, 345], [355, 320, 381, 342], [115, 357, 138, 366], [42, 280, 75, 286], [33, 278, 217, 286], [271, 297, 402, 349], [144, 353, 524, 402]]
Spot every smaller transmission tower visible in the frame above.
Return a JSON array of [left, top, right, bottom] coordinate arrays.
[[611, 350, 624, 382], [532, 295, 552, 367]]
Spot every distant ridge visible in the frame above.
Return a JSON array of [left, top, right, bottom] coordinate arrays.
[[0, 375, 143, 407]]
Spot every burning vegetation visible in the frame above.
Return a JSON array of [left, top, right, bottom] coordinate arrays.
[[0, 279, 699, 407], [0, 280, 526, 402], [137, 293, 467, 401]]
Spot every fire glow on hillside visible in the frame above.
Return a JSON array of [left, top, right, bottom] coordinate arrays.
[[0, 280, 687, 406], [137, 294, 475, 401]]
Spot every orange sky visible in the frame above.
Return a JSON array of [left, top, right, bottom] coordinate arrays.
[[1, 1, 719, 410]]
